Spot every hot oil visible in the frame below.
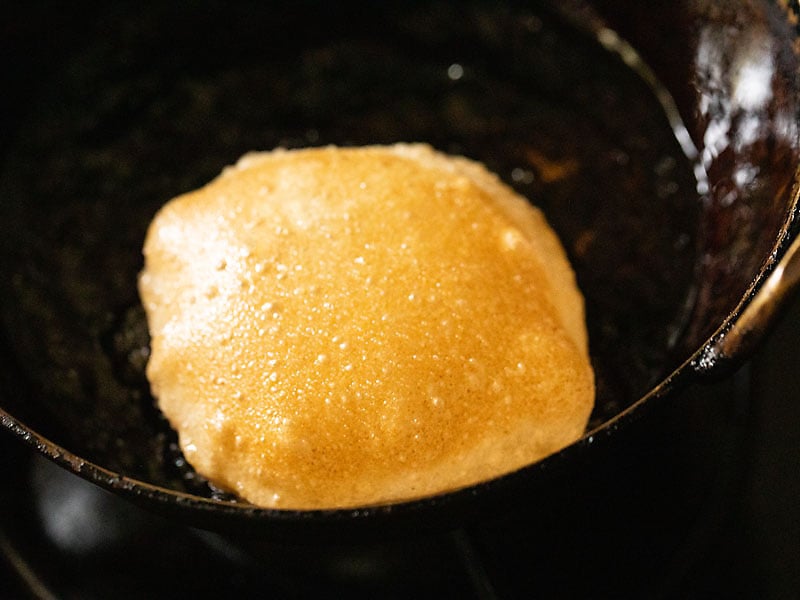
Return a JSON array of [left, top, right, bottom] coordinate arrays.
[[0, 3, 700, 495]]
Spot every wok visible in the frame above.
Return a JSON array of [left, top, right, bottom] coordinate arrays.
[[1, 0, 799, 591]]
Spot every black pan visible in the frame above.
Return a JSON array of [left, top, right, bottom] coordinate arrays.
[[1, 0, 798, 561]]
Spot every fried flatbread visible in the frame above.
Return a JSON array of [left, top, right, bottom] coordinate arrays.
[[139, 144, 594, 509]]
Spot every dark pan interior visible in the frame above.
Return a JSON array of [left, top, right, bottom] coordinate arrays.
[[0, 1, 798, 512]]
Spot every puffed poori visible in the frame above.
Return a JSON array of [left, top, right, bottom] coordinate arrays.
[[139, 144, 594, 509]]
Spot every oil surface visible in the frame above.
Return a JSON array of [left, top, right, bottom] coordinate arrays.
[[0, 3, 699, 497]]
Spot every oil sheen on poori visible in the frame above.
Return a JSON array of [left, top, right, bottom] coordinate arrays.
[[139, 144, 594, 509]]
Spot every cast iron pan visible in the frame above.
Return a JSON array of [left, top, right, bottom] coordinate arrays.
[[1, 0, 799, 539]]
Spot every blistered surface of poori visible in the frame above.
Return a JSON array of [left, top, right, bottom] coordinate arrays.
[[139, 144, 594, 509]]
